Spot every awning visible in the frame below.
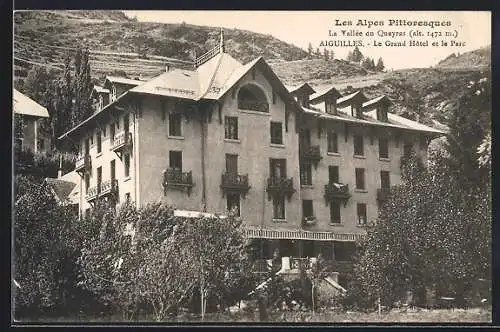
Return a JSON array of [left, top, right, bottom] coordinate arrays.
[[245, 227, 363, 242]]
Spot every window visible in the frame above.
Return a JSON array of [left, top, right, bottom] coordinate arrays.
[[110, 122, 115, 141], [84, 138, 90, 155], [327, 131, 338, 153], [224, 116, 238, 140], [357, 203, 367, 225], [125, 193, 130, 202], [380, 171, 390, 189], [379, 138, 389, 159], [98, 95, 104, 110], [299, 129, 311, 147], [110, 160, 116, 181], [330, 202, 341, 224], [273, 197, 285, 219], [124, 153, 130, 177], [300, 163, 312, 186], [238, 84, 269, 112], [227, 193, 240, 217], [111, 86, 117, 102], [97, 167, 102, 192], [302, 200, 314, 218], [84, 208, 90, 219], [169, 151, 182, 171], [97, 131, 102, 153], [377, 107, 388, 122], [169, 113, 182, 137], [124, 114, 130, 133], [89, 133, 94, 145], [85, 173, 90, 194], [355, 168, 365, 190], [270, 158, 286, 179], [270, 122, 283, 145], [103, 124, 106, 137], [15, 138, 23, 152], [354, 135, 364, 156], [226, 154, 238, 174], [329, 166, 339, 184]]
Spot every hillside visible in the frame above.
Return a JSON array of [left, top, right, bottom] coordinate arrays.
[[14, 10, 308, 80], [436, 46, 491, 69]]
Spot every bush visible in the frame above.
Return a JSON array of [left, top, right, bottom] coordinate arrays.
[[15, 149, 76, 179]]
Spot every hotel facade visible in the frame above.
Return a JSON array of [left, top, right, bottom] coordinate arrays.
[[59, 33, 445, 281]]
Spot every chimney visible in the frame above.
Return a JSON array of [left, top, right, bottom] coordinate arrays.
[[58, 155, 63, 178]]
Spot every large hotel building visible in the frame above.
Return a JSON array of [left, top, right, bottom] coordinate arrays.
[[58, 33, 445, 281]]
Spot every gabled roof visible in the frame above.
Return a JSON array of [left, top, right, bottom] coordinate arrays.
[[337, 90, 368, 107], [13, 89, 49, 118], [362, 95, 392, 109], [105, 76, 145, 86], [287, 83, 316, 96], [310, 86, 342, 104], [130, 69, 201, 100], [45, 171, 79, 206]]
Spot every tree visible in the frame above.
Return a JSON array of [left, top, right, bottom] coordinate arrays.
[[375, 57, 385, 71], [352, 150, 491, 309], [72, 48, 93, 128], [315, 47, 320, 57], [323, 48, 329, 61], [307, 43, 313, 57], [351, 46, 364, 63], [329, 50, 335, 60], [14, 176, 80, 318], [361, 57, 374, 71], [346, 50, 354, 62]]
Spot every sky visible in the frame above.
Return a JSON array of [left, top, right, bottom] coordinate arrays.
[[123, 11, 491, 70]]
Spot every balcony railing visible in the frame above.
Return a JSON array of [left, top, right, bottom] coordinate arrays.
[[266, 176, 296, 201], [324, 183, 350, 206], [163, 168, 193, 196], [377, 187, 391, 202], [111, 132, 133, 153], [238, 100, 269, 113], [300, 145, 322, 168], [221, 173, 251, 197], [75, 154, 91, 174], [86, 179, 119, 202]]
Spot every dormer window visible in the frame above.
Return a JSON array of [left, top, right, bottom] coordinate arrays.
[[238, 84, 269, 113], [352, 105, 363, 118], [111, 86, 117, 102], [376, 107, 388, 122], [98, 95, 104, 110]]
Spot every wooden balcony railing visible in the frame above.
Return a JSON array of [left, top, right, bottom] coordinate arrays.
[[86, 179, 119, 202], [324, 183, 350, 206], [221, 173, 250, 197], [163, 168, 193, 196], [111, 132, 133, 155], [266, 176, 295, 201], [75, 154, 91, 175], [300, 145, 322, 168], [238, 100, 269, 113]]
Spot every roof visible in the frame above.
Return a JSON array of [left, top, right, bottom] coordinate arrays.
[[93, 85, 110, 94], [13, 89, 49, 118], [287, 83, 316, 96], [301, 105, 446, 136], [336, 90, 368, 107], [310, 86, 342, 104], [105, 76, 145, 86], [362, 95, 392, 109], [45, 171, 79, 206], [60, 51, 301, 139]]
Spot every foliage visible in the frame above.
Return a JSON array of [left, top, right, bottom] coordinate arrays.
[[71, 48, 94, 127], [15, 149, 76, 179], [375, 57, 385, 71], [347, 46, 364, 63], [77, 203, 253, 321], [352, 150, 491, 309], [14, 175, 80, 318]]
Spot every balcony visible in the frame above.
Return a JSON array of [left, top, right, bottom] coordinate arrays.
[[300, 145, 322, 168], [377, 187, 391, 203], [111, 132, 133, 158], [75, 154, 91, 175], [162, 168, 193, 196], [86, 179, 119, 203], [238, 100, 269, 113], [324, 183, 350, 206], [266, 176, 296, 201], [221, 173, 251, 198], [302, 216, 317, 227]]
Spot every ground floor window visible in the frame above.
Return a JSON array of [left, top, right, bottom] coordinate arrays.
[[226, 193, 240, 217]]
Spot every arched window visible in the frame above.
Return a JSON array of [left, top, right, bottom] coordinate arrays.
[[237, 84, 269, 112]]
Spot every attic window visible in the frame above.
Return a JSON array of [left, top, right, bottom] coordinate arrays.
[[376, 107, 388, 122], [238, 84, 269, 113]]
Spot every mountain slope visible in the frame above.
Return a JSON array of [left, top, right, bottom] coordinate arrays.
[[436, 46, 491, 69]]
